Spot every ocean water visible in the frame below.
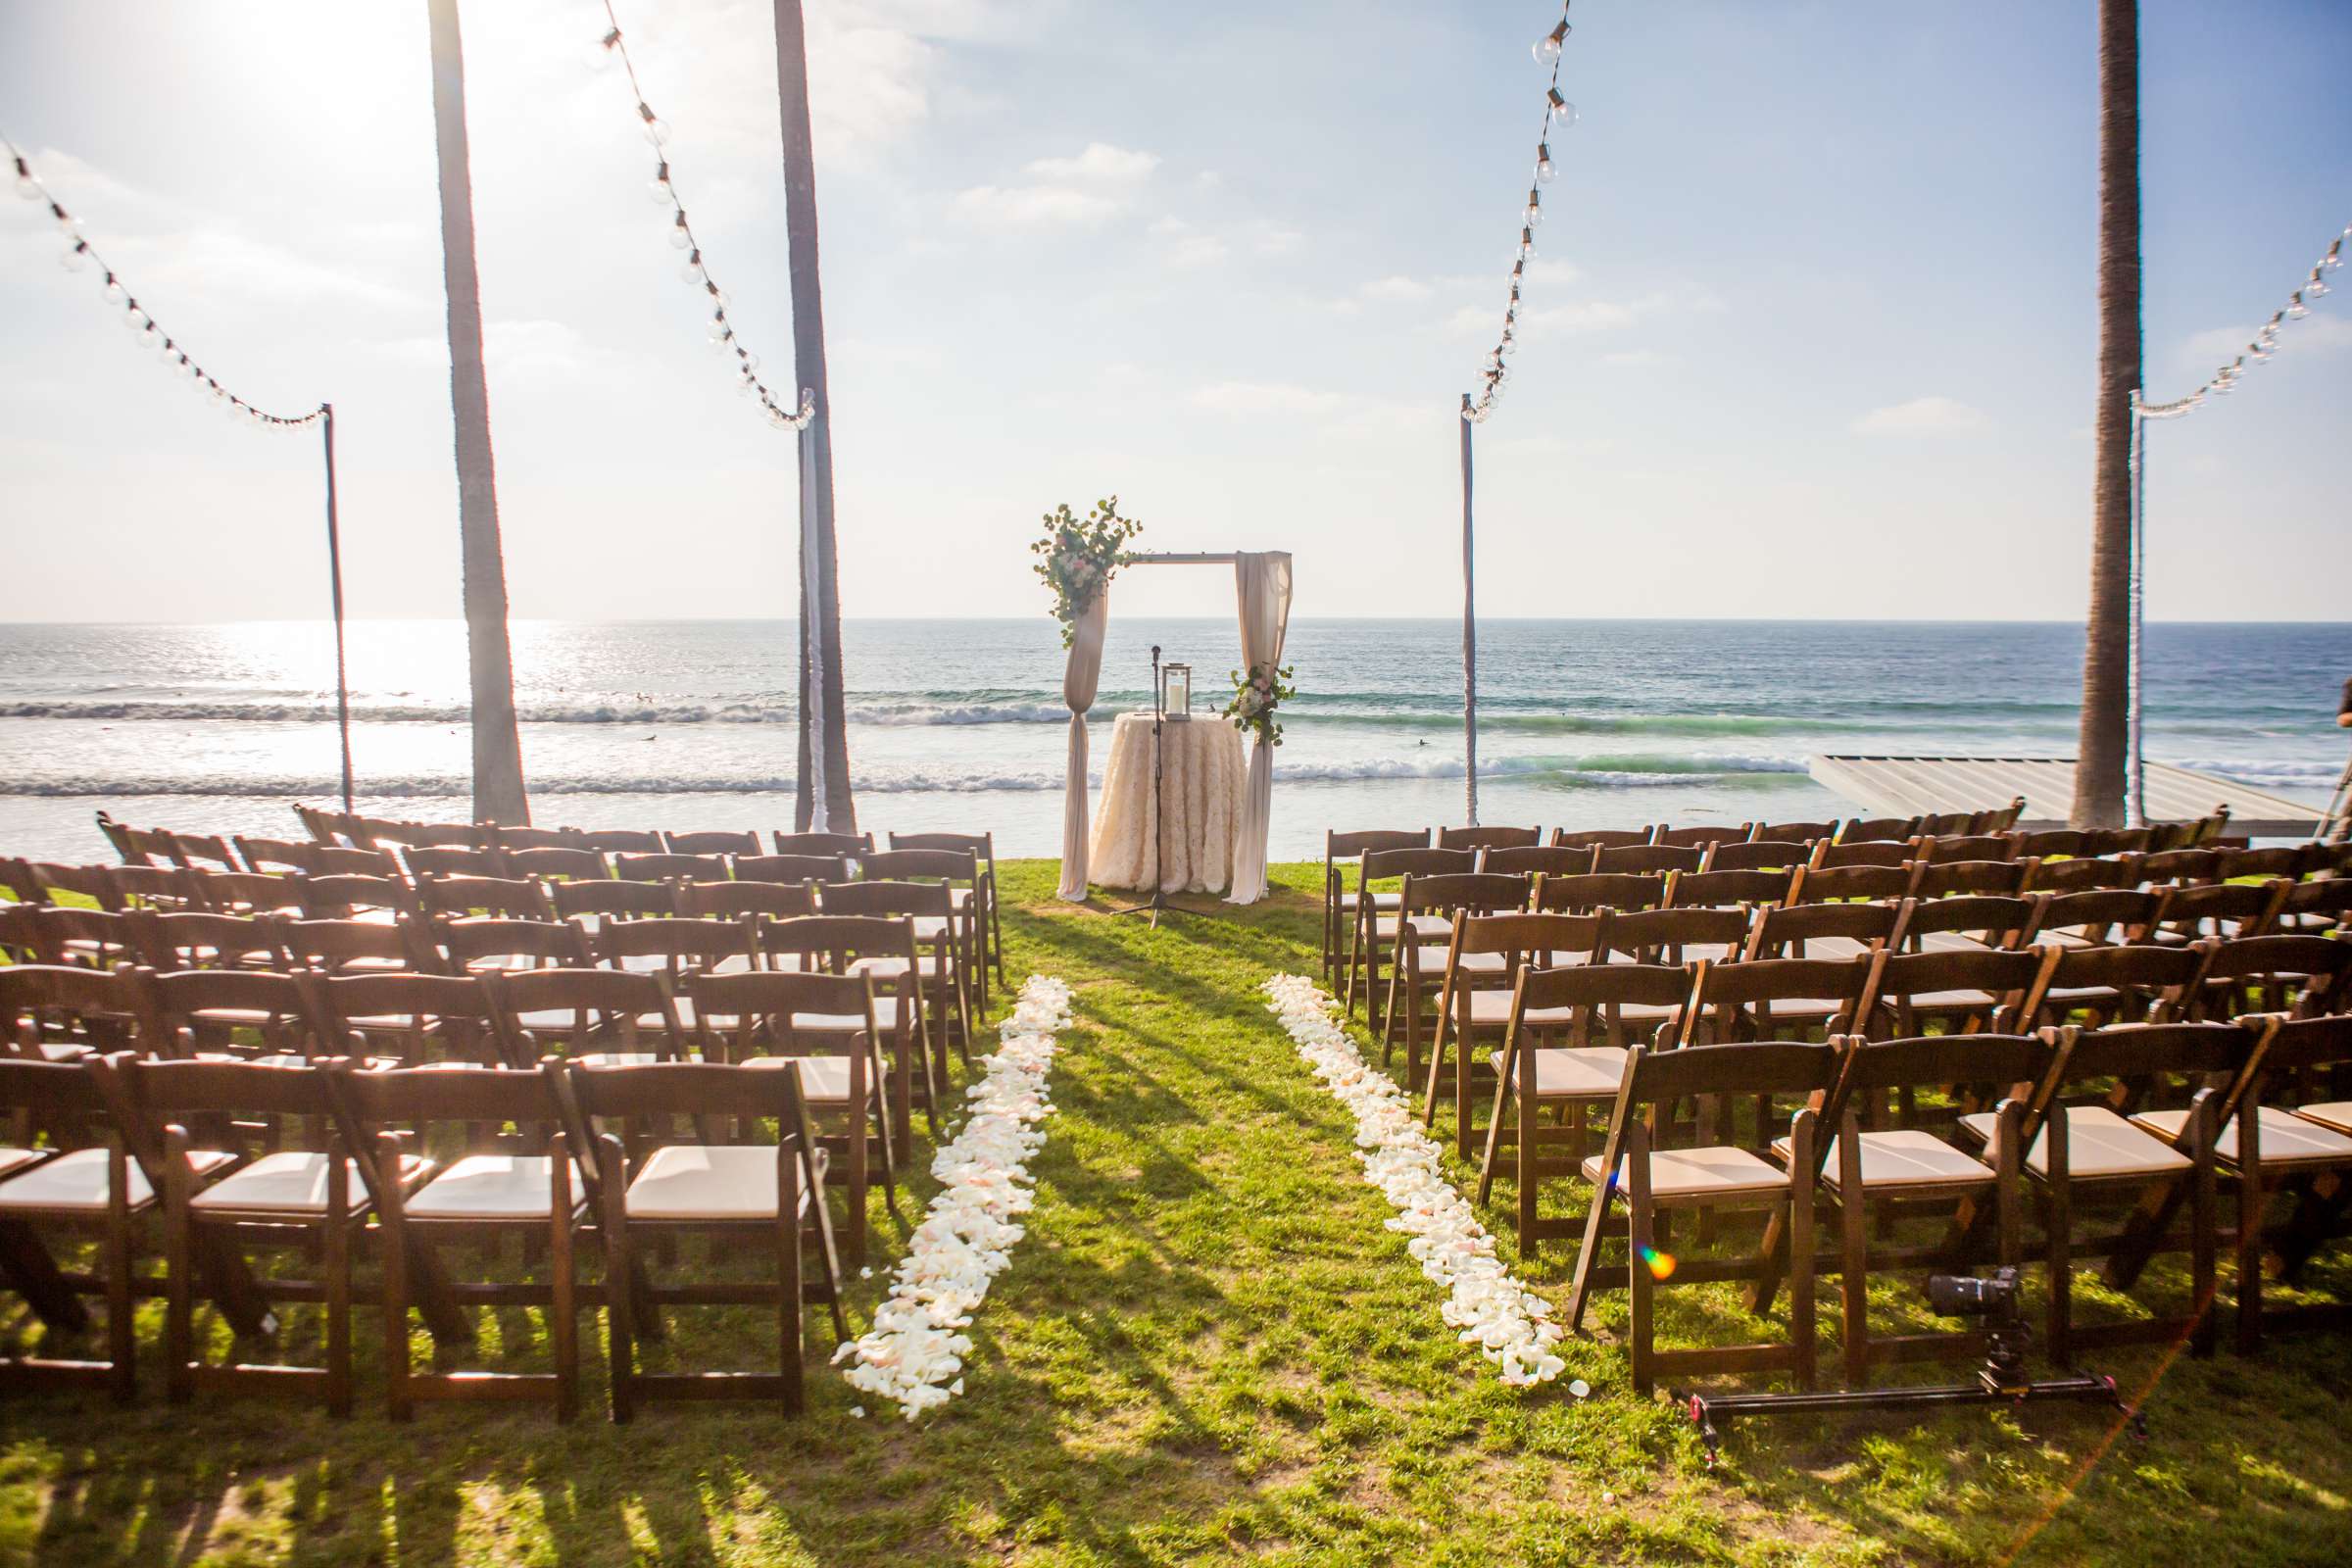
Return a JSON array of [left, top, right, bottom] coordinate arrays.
[[0, 618, 2344, 863]]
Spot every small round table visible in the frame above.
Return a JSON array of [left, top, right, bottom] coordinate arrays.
[[1089, 711, 1245, 893]]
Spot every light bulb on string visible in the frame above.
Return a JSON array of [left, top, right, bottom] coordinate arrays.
[[649, 163, 675, 204], [122, 304, 147, 332], [2307, 272, 2329, 300], [101, 274, 124, 305], [2287, 292, 2310, 318], [14, 169, 40, 201], [668, 212, 693, 249], [1533, 20, 1568, 67], [1523, 191, 1543, 227], [637, 103, 672, 146], [59, 239, 89, 271], [1535, 143, 1557, 183], [585, 26, 622, 71], [681, 250, 706, 285], [1547, 89, 1578, 130], [1517, 226, 1536, 261]]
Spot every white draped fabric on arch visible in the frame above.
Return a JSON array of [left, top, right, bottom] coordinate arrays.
[[1054, 549, 1294, 906]]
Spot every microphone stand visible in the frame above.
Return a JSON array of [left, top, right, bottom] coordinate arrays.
[[1109, 643, 1181, 926]]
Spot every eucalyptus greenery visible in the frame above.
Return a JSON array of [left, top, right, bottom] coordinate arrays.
[[1031, 497, 1143, 647]]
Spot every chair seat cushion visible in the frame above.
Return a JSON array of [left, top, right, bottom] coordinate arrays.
[[1955, 1105, 2191, 1179], [571, 1051, 666, 1067], [2131, 1104, 2352, 1166], [0, 1146, 233, 1212], [850, 956, 950, 981], [1917, 931, 1996, 955], [1796, 935, 1877, 961], [742, 1054, 869, 1103], [1374, 914, 1451, 941], [1512, 1045, 1628, 1098], [0, 1148, 49, 1183], [1786, 1128, 1992, 1191], [2294, 1101, 2352, 1136], [1582, 1145, 1788, 1199], [624, 1143, 818, 1221], [1450, 951, 1510, 976], [407, 1154, 587, 1220], [785, 998, 906, 1033], [191, 1151, 430, 1214], [1337, 891, 1402, 911], [1465, 991, 1579, 1027]]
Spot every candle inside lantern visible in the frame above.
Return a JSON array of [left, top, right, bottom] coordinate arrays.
[[1161, 662, 1192, 720]]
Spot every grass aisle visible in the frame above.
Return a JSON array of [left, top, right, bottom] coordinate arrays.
[[1, 862, 2347, 1565]]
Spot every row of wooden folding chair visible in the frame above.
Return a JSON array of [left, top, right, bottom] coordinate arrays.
[[1551, 1011, 2352, 1394], [0, 1051, 847, 1419]]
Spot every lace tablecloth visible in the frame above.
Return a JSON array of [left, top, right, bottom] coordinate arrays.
[[1088, 711, 1245, 893]]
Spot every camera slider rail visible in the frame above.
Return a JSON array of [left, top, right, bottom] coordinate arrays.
[[1675, 1368, 2142, 1464]]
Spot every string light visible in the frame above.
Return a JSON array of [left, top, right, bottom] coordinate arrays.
[[7, 136, 322, 430], [593, 5, 816, 432], [1465, 2, 1579, 422], [2139, 220, 2348, 419]]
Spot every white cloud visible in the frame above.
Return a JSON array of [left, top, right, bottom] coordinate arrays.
[[1598, 349, 1667, 367], [1190, 379, 1426, 437], [1251, 223, 1303, 257], [1361, 275, 1431, 302], [1022, 142, 1159, 180], [952, 183, 1123, 227], [373, 318, 610, 380], [1148, 218, 1227, 269], [1851, 395, 1990, 435], [1193, 380, 1348, 416]]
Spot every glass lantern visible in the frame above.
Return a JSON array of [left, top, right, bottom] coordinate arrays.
[[1161, 662, 1192, 720]]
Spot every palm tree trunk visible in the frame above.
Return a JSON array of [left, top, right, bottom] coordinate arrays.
[[772, 0, 856, 832], [2074, 0, 2140, 829], [425, 0, 529, 826]]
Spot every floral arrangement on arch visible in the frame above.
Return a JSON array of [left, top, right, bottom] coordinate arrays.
[[1224, 662, 1296, 747], [1031, 497, 1142, 648]]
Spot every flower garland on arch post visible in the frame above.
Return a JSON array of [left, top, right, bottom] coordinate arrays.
[[1224, 662, 1296, 747], [834, 975, 1073, 1417], [1261, 973, 1568, 1386], [1031, 498, 1141, 647]]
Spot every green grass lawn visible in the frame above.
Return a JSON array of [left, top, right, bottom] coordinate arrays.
[[3, 860, 2349, 1566]]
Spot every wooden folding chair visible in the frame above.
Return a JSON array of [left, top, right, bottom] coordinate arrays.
[[1908, 858, 2033, 900], [1480, 845, 1594, 880], [1564, 1040, 1840, 1393], [307, 845, 404, 878], [662, 829, 760, 857], [413, 873, 554, 922], [1896, 892, 2038, 956], [756, 914, 936, 1138], [1653, 822, 1754, 851], [277, 914, 424, 977], [401, 844, 508, 881], [1, 963, 157, 1061], [187, 869, 305, 917], [858, 849, 988, 1009], [1913, 834, 2017, 865], [820, 880, 972, 1065], [565, 1059, 845, 1418], [1838, 816, 1920, 845], [1346, 847, 1478, 1022], [2021, 853, 2144, 895], [772, 830, 873, 858], [296, 875, 417, 925], [1533, 871, 1666, 915], [1807, 1031, 2054, 1385], [586, 915, 759, 1024], [137, 968, 328, 1064], [1592, 844, 1702, 877], [0, 1058, 149, 1401], [1701, 840, 1813, 873], [1812, 839, 1911, 871], [487, 825, 592, 855], [1678, 955, 1879, 1049], [484, 966, 688, 1066], [2027, 941, 2207, 1031], [575, 828, 664, 855], [331, 1059, 591, 1421], [109, 1055, 437, 1416], [1319, 829, 1431, 990], [551, 876, 675, 925], [1380, 871, 1530, 1086], [1951, 1021, 2260, 1361], [1600, 906, 1752, 968], [34, 906, 153, 971], [2188, 934, 2352, 1022], [1787, 861, 1914, 906], [1853, 945, 2058, 1044], [1548, 828, 1652, 853], [734, 854, 850, 888], [677, 879, 817, 921], [1665, 868, 1794, 910], [2024, 887, 2162, 949], [613, 853, 729, 885], [504, 846, 612, 884], [299, 971, 507, 1068], [1754, 820, 1838, 844], [684, 968, 897, 1265], [2187, 1014, 2352, 1348], [889, 831, 1009, 989], [1477, 961, 1693, 1246], [1438, 824, 1540, 853], [427, 915, 593, 979], [1744, 900, 1901, 964], [1424, 910, 1608, 1150], [2146, 880, 2288, 949]]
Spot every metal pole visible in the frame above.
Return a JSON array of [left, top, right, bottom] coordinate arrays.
[[2126, 393, 2146, 828], [1459, 394, 1479, 827], [320, 402, 355, 815]]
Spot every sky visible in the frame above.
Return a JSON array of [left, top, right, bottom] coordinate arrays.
[[2, 0, 2348, 624]]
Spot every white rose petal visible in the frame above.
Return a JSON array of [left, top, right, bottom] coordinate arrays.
[[835, 975, 1071, 1418], [1260, 974, 1568, 1387]]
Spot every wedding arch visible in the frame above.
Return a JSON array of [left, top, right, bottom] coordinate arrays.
[[1055, 549, 1294, 906]]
